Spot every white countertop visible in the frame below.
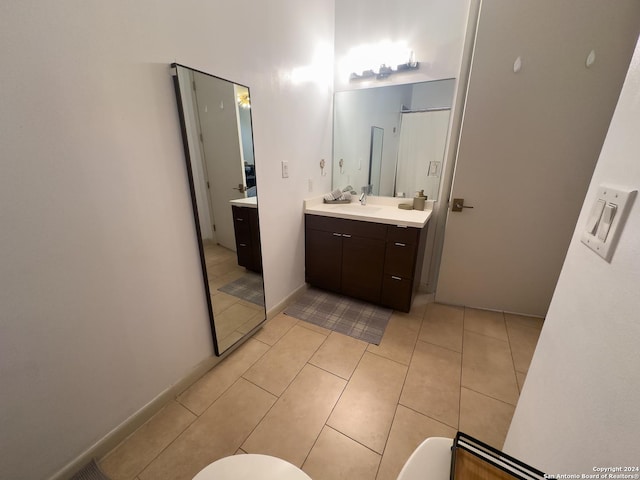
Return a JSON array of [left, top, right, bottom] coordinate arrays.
[[229, 196, 258, 208], [304, 195, 432, 228]]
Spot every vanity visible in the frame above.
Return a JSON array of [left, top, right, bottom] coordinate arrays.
[[304, 197, 431, 312], [230, 197, 262, 273]]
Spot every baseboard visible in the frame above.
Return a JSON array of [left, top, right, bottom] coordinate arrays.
[[266, 282, 308, 320], [48, 354, 221, 480]]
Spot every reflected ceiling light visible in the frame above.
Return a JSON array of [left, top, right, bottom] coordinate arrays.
[[237, 91, 251, 109]]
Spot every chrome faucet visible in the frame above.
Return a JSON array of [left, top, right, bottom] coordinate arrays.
[[359, 184, 372, 205]]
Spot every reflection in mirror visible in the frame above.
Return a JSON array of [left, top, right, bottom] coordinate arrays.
[[172, 64, 266, 356], [333, 79, 454, 200], [369, 127, 384, 195]]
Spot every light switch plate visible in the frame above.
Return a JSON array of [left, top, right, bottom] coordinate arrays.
[[581, 185, 637, 262]]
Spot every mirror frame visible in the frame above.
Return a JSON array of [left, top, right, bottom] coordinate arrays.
[[171, 63, 266, 356]]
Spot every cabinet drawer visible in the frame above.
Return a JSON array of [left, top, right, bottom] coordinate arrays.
[[306, 214, 386, 239], [380, 274, 413, 312], [384, 241, 417, 277], [386, 225, 420, 244]]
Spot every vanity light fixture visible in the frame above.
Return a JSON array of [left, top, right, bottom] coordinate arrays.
[[350, 60, 419, 82], [350, 49, 419, 82]]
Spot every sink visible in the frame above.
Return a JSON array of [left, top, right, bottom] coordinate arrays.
[[331, 204, 382, 214]]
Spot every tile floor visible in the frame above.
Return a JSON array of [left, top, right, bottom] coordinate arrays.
[[202, 242, 265, 352], [99, 295, 543, 480]]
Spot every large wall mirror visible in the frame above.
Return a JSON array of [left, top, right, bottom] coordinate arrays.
[[172, 63, 266, 356], [332, 78, 455, 199]]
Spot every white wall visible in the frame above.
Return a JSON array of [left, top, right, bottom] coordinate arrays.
[[505, 36, 640, 470], [0, 1, 334, 479]]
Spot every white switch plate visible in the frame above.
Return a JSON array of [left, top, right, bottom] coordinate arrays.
[[281, 161, 289, 178], [428, 161, 441, 177], [581, 185, 637, 262]]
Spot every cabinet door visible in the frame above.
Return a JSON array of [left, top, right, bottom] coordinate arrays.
[[341, 235, 385, 304], [232, 206, 253, 269], [305, 229, 343, 293]]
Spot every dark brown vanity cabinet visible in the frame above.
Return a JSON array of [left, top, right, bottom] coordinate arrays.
[[305, 214, 427, 312], [232, 205, 262, 273]]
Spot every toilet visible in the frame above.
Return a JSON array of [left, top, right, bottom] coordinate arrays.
[[193, 437, 452, 480], [396, 437, 453, 480], [192, 454, 311, 480]]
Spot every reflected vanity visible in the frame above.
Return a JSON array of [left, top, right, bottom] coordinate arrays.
[[171, 64, 266, 356], [332, 78, 455, 199]]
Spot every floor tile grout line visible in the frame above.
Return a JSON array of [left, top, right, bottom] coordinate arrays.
[[323, 424, 386, 458], [267, 332, 355, 470], [414, 337, 463, 354], [234, 381, 280, 455], [314, 339, 397, 466], [461, 385, 519, 408], [239, 330, 330, 456], [373, 403, 402, 480], [320, 341, 368, 428], [363, 311, 424, 476], [504, 317, 523, 394], [307, 339, 368, 382], [177, 337, 274, 416], [131, 402, 202, 480], [395, 402, 460, 431]]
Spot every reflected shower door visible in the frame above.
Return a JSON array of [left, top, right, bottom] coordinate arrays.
[[395, 109, 450, 199]]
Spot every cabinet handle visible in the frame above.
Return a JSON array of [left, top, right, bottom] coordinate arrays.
[[396, 225, 408, 228], [391, 276, 402, 281], [332, 233, 342, 237], [239, 243, 247, 247], [394, 242, 406, 247], [342, 234, 352, 238], [236, 218, 244, 221]]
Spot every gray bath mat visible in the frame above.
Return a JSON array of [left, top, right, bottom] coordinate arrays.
[[70, 460, 111, 480], [284, 288, 392, 344], [218, 271, 265, 306]]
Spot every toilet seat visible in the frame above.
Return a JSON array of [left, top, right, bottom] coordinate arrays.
[[396, 437, 453, 480], [192, 454, 311, 480]]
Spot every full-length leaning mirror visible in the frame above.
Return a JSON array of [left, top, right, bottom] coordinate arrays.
[[333, 78, 455, 199], [172, 63, 266, 356]]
